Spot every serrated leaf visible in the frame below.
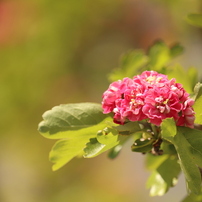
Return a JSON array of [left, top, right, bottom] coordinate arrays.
[[38, 103, 114, 170], [193, 95, 202, 124], [49, 118, 112, 171], [108, 50, 148, 82], [173, 129, 202, 194], [38, 103, 108, 139], [161, 118, 177, 142], [83, 127, 119, 158], [186, 13, 202, 28], [146, 155, 181, 196]]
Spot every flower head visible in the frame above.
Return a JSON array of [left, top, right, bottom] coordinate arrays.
[[102, 71, 195, 128]]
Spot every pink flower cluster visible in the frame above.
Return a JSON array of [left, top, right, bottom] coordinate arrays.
[[102, 71, 195, 128]]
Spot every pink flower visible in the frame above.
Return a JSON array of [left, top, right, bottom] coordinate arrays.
[[134, 71, 169, 86], [102, 71, 195, 128], [176, 99, 195, 128], [102, 77, 147, 124], [142, 84, 185, 126], [102, 78, 133, 114]]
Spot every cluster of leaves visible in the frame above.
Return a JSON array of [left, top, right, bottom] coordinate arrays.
[[38, 14, 202, 201]]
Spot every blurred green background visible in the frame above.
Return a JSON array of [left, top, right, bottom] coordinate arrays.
[[1, 0, 202, 201]]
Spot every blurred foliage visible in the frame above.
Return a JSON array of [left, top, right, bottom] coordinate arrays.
[[109, 41, 198, 94], [1, 0, 202, 202], [186, 13, 202, 28]]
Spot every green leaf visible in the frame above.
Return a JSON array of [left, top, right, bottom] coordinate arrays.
[[114, 121, 141, 135], [49, 118, 112, 171], [108, 145, 122, 159], [50, 137, 91, 171], [147, 42, 183, 73], [108, 50, 148, 82], [146, 154, 169, 170], [182, 190, 202, 202], [131, 138, 153, 153], [170, 43, 184, 58], [192, 83, 202, 101], [173, 129, 202, 194], [108, 41, 185, 83], [178, 127, 202, 168], [83, 127, 120, 158], [156, 156, 181, 188], [193, 95, 202, 125], [38, 103, 114, 170], [146, 155, 181, 196], [161, 118, 177, 142], [147, 171, 167, 196], [147, 127, 202, 196], [38, 103, 108, 139], [97, 127, 118, 144], [160, 141, 177, 155], [187, 68, 198, 93], [83, 138, 105, 158], [107, 123, 139, 159], [167, 65, 195, 93], [186, 13, 202, 28], [148, 41, 170, 71]]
